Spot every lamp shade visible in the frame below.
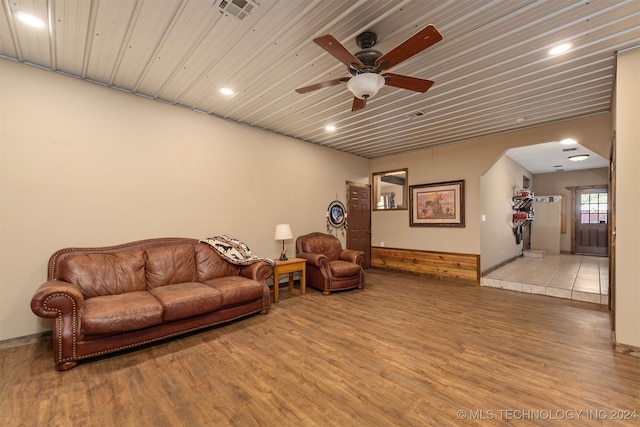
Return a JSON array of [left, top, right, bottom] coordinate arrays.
[[347, 73, 386, 100], [274, 224, 293, 240]]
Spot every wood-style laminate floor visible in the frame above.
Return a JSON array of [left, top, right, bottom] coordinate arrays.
[[1, 269, 638, 427]]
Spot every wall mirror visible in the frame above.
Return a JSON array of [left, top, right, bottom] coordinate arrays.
[[372, 168, 408, 211]]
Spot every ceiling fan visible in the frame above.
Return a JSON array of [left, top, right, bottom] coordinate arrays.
[[295, 25, 443, 111]]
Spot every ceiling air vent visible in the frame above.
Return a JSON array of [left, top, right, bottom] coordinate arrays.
[[562, 147, 577, 152], [407, 111, 426, 120], [218, 0, 258, 20]]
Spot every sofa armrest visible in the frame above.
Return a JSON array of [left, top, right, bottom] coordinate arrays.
[[31, 280, 86, 318], [239, 261, 274, 282], [340, 249, 365, 265], [297, 252, 329, 268]]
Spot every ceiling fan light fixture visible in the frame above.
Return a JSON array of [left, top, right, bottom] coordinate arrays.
[[568, 154, 589, 162], [347, 73, 385, 100]]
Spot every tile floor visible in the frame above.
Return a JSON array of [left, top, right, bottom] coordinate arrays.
[[482, 254, 609, 305]]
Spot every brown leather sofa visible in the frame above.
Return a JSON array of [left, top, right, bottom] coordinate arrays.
[[295, 232, 365, 295], [31, 237, 273, 371]]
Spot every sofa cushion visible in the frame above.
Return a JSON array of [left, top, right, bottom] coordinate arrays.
[[145, 244, 196, 288], [149, 282, 223, 322], [58, 250, 146, 298], [329, 260, 362, 278], [81, 291, 164, 335], [203, 276, 264, 307], [195, 244, 240, 281]]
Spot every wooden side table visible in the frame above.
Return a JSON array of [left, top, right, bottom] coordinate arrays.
[[273, 258, 306, 303]]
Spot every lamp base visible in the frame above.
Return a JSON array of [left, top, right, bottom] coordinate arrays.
[[279, 240, 288, 261]]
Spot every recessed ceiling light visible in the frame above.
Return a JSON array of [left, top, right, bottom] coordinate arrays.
[[569, 154, 589, 162], [548, 43, 572, 56], [219, 87, 234, 96], [325, 125, 336, 132], [15, 11, 46, 28], [560, 138, 577, 145]]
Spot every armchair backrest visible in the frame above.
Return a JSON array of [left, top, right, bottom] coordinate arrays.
[[296, 232, 342, 261]]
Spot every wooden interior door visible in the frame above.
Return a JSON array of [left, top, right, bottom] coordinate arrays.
[[346, 182, 371, 268], [574, 187, 609, 256]]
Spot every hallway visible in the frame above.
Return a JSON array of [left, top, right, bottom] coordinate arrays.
[[482, 254, 609, 305]]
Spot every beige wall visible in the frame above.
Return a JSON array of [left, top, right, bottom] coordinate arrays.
[[0, 59, 370, 340], [3, 54, 632, 349], [480, 155, 532, 272], [533, 169, 609, 253], [370, 113, 611, 258], [614, 48, 640, 349]]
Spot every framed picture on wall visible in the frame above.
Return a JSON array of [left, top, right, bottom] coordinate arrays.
[[409, 180, 465, 227]]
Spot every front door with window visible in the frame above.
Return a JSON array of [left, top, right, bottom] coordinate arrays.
[[575, 187, 608, 256]]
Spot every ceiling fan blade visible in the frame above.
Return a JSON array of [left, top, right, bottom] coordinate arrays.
[[375, 25, 443, 70], [314, 34, 364, 69], [383, 73, 434, 92], [295, 77, 350, 94], [352, 96, 366, 111]]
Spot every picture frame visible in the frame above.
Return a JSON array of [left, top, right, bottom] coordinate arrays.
[[409, 180, 465, 227]]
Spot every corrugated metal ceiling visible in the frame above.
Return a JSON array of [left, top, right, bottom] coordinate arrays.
[[1, 0, 639, 162]]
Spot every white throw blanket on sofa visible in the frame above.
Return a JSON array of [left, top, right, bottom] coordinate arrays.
[[200, 235, 275, 266]]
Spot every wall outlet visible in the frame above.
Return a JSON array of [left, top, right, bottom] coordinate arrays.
[[381, 241, 385, 247]]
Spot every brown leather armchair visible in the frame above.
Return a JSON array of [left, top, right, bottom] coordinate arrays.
[[295, 232, 365, 295]]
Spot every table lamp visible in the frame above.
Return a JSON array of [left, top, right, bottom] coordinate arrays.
[[274, 224, 293, 261]]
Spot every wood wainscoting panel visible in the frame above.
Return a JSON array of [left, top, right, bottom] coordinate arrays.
[[371, 246, 480, 284]]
